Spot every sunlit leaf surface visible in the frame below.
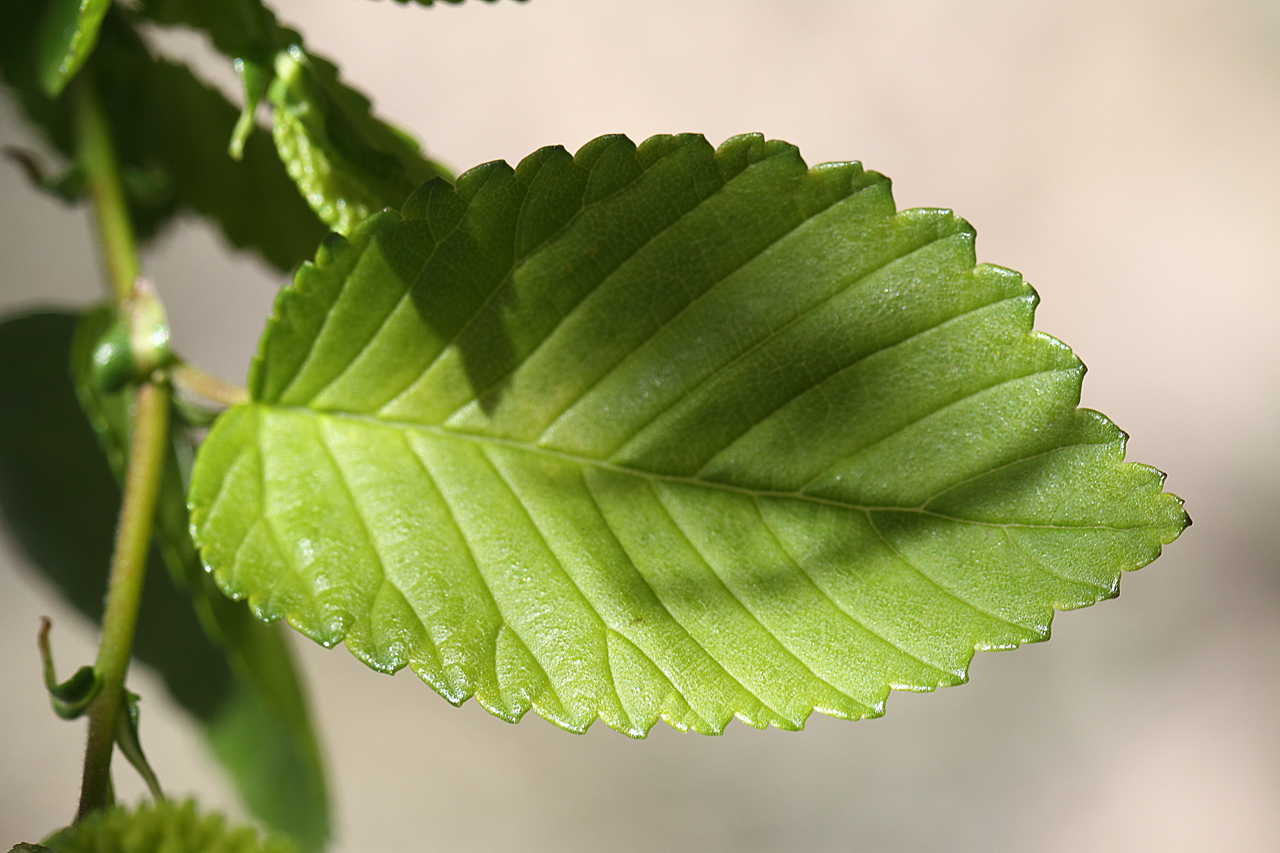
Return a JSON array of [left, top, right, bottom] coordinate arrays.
[[191, 133, 1187, 736]]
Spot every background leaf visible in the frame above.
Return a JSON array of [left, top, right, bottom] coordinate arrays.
[[190, 133, 1188, 737], [266, 47, 450, 234], [0, 312, 328, 851], [0, 3, 327, 271], [134, 0, 451, 234]]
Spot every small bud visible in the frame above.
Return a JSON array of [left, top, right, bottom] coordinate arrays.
[[90, 278, 174, 392]]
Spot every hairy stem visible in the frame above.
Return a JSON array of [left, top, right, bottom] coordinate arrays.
[[72, 61, 172, 821], [73, 72, 138, 304], [77, 380, 171, 820]]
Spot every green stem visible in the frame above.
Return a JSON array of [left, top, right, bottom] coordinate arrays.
[[76, 380, 171, 820], [71, 60, 172, 821], [72, 72, 138, 305]]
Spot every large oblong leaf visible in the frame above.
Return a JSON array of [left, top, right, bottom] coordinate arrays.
[[190, 133, 1188, 737]]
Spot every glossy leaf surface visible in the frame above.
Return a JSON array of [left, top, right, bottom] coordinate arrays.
[[0, 312, 327, 851], [190, 133, 1188, 736]]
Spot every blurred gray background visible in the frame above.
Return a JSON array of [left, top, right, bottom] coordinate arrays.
[[2, 0, 1277, 850]]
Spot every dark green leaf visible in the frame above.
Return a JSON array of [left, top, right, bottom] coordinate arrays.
[[38, 619, 102, 719], [40, 800, 297, 853], [0, 312, 328, 851], [0, 6, 327, 271], [133, 0, 451, 233], [115, 689, 165, 802], [37, 0, 111, 96], [191, 133, 1188, 737], [267, 47, 450, 233]]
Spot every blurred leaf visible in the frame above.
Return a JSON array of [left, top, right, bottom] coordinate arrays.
[[134, 0, 451, 233], [40, 800, 297, 853], [0, 312, 328, 851], [0, 5, 327, 271], [38, 619, 102, 719], [370, 0, 521, 5], [191, 133, 1188, 737], [37, 0, 111, 96], [267, 47, 449, 233]]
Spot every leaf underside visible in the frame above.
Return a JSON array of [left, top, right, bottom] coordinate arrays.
[[190, 133, 1188, 737]]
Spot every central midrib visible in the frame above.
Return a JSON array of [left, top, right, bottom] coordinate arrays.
[[253, 402, 1142, 533]]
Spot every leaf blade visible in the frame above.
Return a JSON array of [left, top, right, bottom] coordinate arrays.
[[192, 133, 1188, 736]]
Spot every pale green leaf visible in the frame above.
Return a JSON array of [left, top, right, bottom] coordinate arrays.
[[190, 133, 1188, 737], [37, 0, 110, 96], [266, 47, 450, 234], [40, 800, 296, 853]]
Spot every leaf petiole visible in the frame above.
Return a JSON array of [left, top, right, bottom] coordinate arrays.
[[170, 363, 250, 408]]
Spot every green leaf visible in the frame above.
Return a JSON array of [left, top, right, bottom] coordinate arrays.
[[38, 619, 103, 719], [40, 800, 297, 853], [190, 133, 1188, 736], [267, 47, 450, 234], [1, 6, 327, 271], [115, 689, 165, 802], [133, 0, 451, 233], [0, 312, 328, 852], [37, 0, 111, 96]]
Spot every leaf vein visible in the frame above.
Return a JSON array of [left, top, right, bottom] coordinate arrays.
[[651, 481, 859, 720], [750, 495, 951, 689], [477, 445, 624, 720], [580, 228, 956, 456], [795, 365, 1076, 494], [865, 513, 1036, 636]]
